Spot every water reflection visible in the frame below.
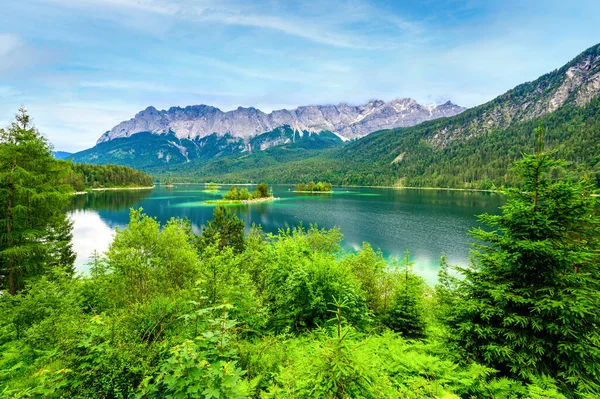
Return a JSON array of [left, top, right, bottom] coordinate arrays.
[[69, 189, 153, 211], [68, 185, 505, 284], [70, 210, 117, 273]]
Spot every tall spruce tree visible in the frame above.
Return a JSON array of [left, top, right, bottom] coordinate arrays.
[[451, 126, 600, 395], [0, 107, 73, 294]]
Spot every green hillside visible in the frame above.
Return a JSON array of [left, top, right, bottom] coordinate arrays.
[[71, 126, 342, 172], [149, 127, 343, 182]]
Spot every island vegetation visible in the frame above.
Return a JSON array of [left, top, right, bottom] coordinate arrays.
[[1, 119, 599, 398], [294, 181, 333, 192], [206, 183, 277, 205], [202, 182, 221, 193]]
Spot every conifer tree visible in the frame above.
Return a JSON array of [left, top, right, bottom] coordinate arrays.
[[434, 253, 459, 325], [199, 205, 245, 254], [451, 126, 600, 394], [0, 107, 73, 294], [46, 213, 77, 275], [384, 249, 426, 338]]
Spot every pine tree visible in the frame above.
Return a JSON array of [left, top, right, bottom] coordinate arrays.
[[434, 253, 459, 325], [199, 205, 245, 254], [451, 126, 600, 394], [46, 213, 77, 275], [0, 107, 73, 294], [384, 249, 426, 338]]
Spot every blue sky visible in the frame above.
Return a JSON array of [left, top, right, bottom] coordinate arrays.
[[1, 0, 599, 152]]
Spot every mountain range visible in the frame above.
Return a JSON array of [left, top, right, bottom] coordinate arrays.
[[66, 43, 600, 190], [66, 99, 465, 168], [97, 99, 465, 143]]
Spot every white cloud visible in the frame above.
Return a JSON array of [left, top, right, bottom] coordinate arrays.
[[43, 0, 420, 49]]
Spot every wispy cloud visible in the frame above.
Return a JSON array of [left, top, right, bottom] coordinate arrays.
[[44, 0, 179, 15], [79, 79, 246, 97], [189, 8, 365, 49], [44, 0, 420, 49]]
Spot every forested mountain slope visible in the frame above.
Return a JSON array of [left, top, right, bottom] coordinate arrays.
[[71, 126, 342, 170], [162, 43, 600, 188]]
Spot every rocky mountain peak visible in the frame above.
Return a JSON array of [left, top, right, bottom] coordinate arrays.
[[96, 98, 467, 144]]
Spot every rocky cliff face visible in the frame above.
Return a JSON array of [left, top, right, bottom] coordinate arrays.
[[428, 44, 600, 148], [97, 99, 466, 144]]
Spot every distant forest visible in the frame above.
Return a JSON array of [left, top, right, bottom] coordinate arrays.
[[63, 162, 154, 191]]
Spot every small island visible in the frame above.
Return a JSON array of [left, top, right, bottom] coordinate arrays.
[[202, 181, 221, 193], [205, 183, 278, 205], [294, 181, 333, 193]]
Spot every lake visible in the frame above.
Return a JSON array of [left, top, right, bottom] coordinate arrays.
[[68, 185, 504, 284]]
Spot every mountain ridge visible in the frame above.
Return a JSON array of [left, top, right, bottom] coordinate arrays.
[[97, 98, 466, 144]]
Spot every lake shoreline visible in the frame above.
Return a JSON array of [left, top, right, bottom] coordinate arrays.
[[73, 186, 155, 195], [293, 190, 333, 194], [159, 182, 503, 194], [205, 196, 280, 205]]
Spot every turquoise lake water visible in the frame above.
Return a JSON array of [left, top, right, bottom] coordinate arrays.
[[68, 184, 504, 284]]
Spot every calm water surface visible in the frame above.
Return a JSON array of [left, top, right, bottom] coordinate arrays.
[[69, 185, 504, 284]]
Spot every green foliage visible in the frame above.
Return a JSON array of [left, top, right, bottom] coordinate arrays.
[[281, 301, 382, 398], [72, 127, 342, 176], [138, 305, 249, 399], [44, 213, 76, 276], [339, 242, 389, 316], [2, 114, 600, 397], [253, 183, 269, 199], [383, 250, 427, 339], [69, 132, 245, 170], [107, 208, 200, 305], [0, 107, 73, 295], [223, 186, 241, 200], [449, 127, 600, 395], [259, 225, 369, 333], [199, 205, 245, 254], [433, 253, 460, 325], [0, 198, 585, 398], [222, 183, 272, 201], [65, 162, 153, 191], [295, 181, 333, 192]]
